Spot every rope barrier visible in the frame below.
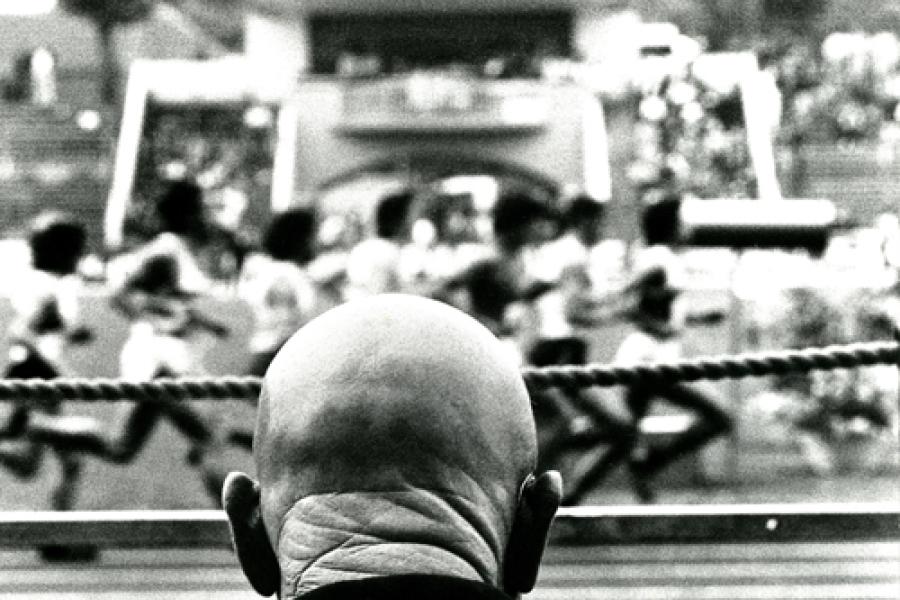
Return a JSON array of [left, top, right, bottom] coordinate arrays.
[[0, 340, 897, 405], [521, 340, 900, 392], [0, 376, 261, 406]]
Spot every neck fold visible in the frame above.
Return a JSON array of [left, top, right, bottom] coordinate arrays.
[[276, 492, 501, 598]]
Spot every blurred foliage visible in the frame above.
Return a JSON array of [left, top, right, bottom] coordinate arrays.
[[773, 32, 900, 143], [628, 66, 756, 202]]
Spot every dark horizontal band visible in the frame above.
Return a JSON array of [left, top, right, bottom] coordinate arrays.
[[0, 503, 896, 548]]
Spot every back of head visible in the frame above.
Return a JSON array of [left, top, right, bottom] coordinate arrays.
[[565, 194, 606, 246], [641, 195, 682, 246], [458, 259, 519, 327], [565, 194, 605, 229], [263, 207, 318, 265], [492, 191, 556, 252], [253, 295, 539, 595], [375, 190, 415, 240], [427, 192, 475, 242], [29, 212, 87, 276], [156, 179, 206, 238]]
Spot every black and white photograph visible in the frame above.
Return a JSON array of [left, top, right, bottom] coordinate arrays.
[[0, 1, 897, 598]]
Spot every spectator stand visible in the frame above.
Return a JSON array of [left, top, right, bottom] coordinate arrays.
[[291, 73, 611, 242], [105, 57, 297, 266], [627, 47, 781, 205]]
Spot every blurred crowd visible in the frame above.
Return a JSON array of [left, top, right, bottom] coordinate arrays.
[[122, 103, 277, 279], [2, 174, 898, 506], [628, 58, 759, 203], [626, 30, 900, 209], [0, 182, 748, 505], [104, 180, 633, 375], [770, 31, 900, 144]]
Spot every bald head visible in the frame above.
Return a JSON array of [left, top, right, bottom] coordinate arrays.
[[257, 294, 535, 525], [225, 295, 559, 599]]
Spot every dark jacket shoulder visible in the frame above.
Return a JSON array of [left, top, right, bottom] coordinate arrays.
[[298, 574, 514, 600]]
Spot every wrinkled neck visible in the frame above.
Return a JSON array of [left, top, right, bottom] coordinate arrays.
[[275, 492, 504, 599]]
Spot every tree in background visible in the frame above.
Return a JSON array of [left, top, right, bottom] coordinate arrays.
[[59, 0, 155, 104]]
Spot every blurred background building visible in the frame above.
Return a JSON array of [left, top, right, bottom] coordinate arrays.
[[2, 0, 900, 245]]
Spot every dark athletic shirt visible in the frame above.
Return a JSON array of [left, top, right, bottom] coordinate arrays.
[[298, 574, 514, 600]]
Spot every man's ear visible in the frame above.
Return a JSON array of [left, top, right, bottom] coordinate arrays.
[[222, 471, 280, 597], [501, 470, 562, 596]]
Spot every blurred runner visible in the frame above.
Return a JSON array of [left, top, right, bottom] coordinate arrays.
[[0, 213, 93, 512]]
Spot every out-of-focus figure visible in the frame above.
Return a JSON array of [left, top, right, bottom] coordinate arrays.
[[0, 213, 92, 514], [237, 207, 319, 377], [610, 198, 731, 503], [608, 262, 732, 504], [9, 249, 229, 509], [190, 207, 322, 500], [5, 184, 232, 509], [204, 181, 253, 280], [435, 190, 631, 498], [112, 253, 228, 381], [438, 190, 556, 356], [401, 191, 490, 291], [849, 301, 899, 470], [522, 194, 637, 504], [108, 179, 212, 295], [529, 194, 626, 364], [307, 212, 359, 311], [110, 179, 226, 379], [560, 197, 731, 504], [345, 190, 415, 299]]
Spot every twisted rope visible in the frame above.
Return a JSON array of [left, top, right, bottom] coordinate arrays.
[[521, 340, 900, 392], [0, 341, 897, 405], [0, 377, 261, 407]]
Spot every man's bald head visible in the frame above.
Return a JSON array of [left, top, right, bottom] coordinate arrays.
[[224, 295, 560, 598], [256, 294, 536, 533]]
